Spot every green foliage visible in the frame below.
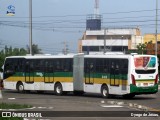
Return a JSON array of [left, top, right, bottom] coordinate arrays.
[[136, 43, 147, 54], [0, 46, 28, 68], [0, 102, 32, 109], [0, 44, 42, 68], [26, 44, 42, 55], [136, 40, 153, 54], [0, 103, 32, 120]]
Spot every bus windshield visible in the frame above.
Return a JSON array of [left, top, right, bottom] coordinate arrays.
[[134, 56, 156, 69]]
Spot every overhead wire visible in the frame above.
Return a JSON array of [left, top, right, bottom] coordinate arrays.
[[0, 8, 159, 53]]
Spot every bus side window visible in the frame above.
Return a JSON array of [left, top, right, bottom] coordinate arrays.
[[115, 63, 120, 75], [47, 60, 54, 73], [103, 59, 109, 73], [35, 59, 44, 72], [110, 61, 115, 74], [64, 59, 72, 72], [96, 59, 104, 73], [120, 59, 128, 74], [30, 60, 34, 72], [87, 59, 95, 73], [54, 59, 62, 72], [25, 61, 30, 72]]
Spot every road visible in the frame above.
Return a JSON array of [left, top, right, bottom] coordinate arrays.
[[0, 90, 160, 120]]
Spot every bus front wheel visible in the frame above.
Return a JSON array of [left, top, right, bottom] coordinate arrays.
[[101, 85, 110, 98], [17, 82, 24, 93], [54, 83, 63, 96]]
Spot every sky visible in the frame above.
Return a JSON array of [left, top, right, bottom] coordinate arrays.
[[0, 0, 159, 54]]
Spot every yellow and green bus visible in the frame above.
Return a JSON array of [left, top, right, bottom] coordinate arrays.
[[2, 53, 159, 98]]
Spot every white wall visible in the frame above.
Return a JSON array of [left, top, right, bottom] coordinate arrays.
[[82, 39, 128, 46], [86, 29, 137, 35]]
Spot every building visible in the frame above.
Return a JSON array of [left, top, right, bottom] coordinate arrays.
[[143, 34, 160, 43], [78, 1, 144, 54], [78, 28, 143, 54], [144, 34, 160, 55]]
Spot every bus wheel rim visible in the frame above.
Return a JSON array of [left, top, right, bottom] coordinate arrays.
[[103, 89, 107, 96], [56, 86, 61, 93], [19, 85, 23, 91]]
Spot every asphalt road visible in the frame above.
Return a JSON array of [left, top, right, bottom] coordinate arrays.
[[0, 90, 160, 120]]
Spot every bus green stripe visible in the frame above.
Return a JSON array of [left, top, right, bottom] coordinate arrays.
[[86, 73, 127, 80], [13, 72, 73, 77]]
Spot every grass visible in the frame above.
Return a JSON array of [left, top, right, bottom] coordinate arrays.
[[0, 103, 32, 120], [0, 102, 32, 109]]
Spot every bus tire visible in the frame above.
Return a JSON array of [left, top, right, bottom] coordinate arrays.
[[17, 82, 24, 93], [54, 83, 63, 96], [101, 85, 110, 98]]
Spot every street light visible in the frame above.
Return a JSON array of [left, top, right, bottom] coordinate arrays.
[[29, 0, 32, 55], [121, 36, 123, 52]]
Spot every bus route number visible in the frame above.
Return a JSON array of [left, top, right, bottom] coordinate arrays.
[[102, 75, 108, 79]]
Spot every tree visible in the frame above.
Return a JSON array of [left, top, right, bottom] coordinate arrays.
[[136, 43, 147, 54], [136, 41, 152, 54], [0, 46, 28, 67], [0, 44, 42, 68], [26, 44, 42, 55]]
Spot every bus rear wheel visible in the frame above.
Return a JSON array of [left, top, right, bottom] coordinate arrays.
[[101, 85, 110, 98], [54, 83, 63, 96], [17, 82, 24, 93]]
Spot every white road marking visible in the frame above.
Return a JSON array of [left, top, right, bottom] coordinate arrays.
[[26, 107, 36, 109], [8, 98, 16, 100], [38, 107, 47, 109], [101, 105, 123, 108]]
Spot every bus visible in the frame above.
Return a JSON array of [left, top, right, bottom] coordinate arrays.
[[3, 55, 74, 95], [2, 53, 159, 98]]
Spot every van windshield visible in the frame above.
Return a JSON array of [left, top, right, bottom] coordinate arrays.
[[134, 56, 156, 69]]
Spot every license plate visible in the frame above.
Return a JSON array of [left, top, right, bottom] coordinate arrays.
[[143, 83, 148, 86]]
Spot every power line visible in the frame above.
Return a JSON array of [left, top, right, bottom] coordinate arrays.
[[0, 8, 159, 19]]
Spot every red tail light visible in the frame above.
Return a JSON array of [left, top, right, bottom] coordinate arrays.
[[131, 74, 136, 85], [155, 74, 159, 84]]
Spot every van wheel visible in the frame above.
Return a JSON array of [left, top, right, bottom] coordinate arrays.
[[101, 85, 110, 98], [17, 83, 24, 93], [54, 83, 63, 95]]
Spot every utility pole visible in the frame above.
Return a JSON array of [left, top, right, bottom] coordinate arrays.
[[29, 0, 33, 55], [62, 41, 69, 55], [104, 28, 106, 54], [155, 0, 158, 55]]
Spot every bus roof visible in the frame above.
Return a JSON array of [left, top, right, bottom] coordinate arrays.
[[5, 54, 75, 59], [5, 54, 157, 59], [84, 54, 156, 59]]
